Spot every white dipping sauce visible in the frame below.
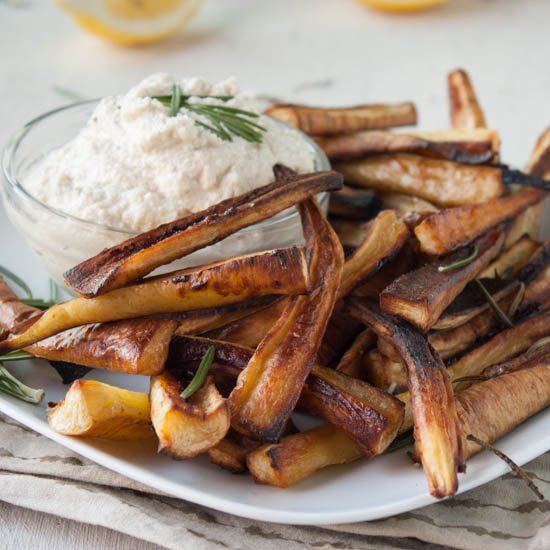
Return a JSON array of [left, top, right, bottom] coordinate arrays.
[[25, 73, 314, 232]]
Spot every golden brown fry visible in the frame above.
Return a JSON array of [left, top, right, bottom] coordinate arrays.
[[335, 328, 374, 378], [0, 247, 309, 352], [414, 187, 543, 255], [482, 339, 550, 379], [457, 365, 550, 459], [229, 199, 343, 441], [64, 171, 343, 297], [204, 298, 288, 348], [347, 300, 464, 498], [28, 319, 178, 376], [378, 193, 439, 220], [449, 310, 550, 392], [335, 154, 503, 208], [380, 230, 504, 332], [409, 128, 500, 155], [265, 102, 417, 135], [362, 349, 408, 394], [299, 365, 404, 456], [338, 210, 409, 299], [0, 277, 41, 334], [247, 424, 363, 488], [479, 235, 540, 279], [505, 201, 545, 248], [525, 126, 550, 177], [150, 374, 230, 459], [315, 130, 495, 164], [47, 380, 154, 440], [208, 437, 249, 473], [448, 69, 487, 130]]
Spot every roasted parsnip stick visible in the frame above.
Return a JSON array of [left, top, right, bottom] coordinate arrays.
[[335, 329, 374, 378], [0, 247, 309, 352], [479, 236, 539, 279], [335, 155, 503, 208], [347, 300, 464, 498], [229, 199, 344, 441], [380, 229, 504, 331], [265, 102, 417, 135], [65, 171, 343, 297], [448, 69, 487, 130], [0, 277, 41, 334]]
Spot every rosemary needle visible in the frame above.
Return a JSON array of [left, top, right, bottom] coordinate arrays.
[[180, 345, 216, 400], [475, 278, 513, 328], [0, 364, 44, 404], [438, 245, 479, 273]]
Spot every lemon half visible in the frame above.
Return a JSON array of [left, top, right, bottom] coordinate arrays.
[[357, 0, 447, 12], [57, 0, 203, 45]]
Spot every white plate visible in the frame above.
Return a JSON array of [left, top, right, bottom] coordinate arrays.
[[0, 205, 549, 526]]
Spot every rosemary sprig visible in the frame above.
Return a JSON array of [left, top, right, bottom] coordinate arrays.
[[152, 85, 267, 143], [0, 265, 32, 298], [0, 350, 33, 362], [0, 365, 44, 404], [466, 434, 544, 500], [181, 345, 215, 400], [438, 245, 479, 273], [475, 278, 513, 328], [0, 265, 58, 310]]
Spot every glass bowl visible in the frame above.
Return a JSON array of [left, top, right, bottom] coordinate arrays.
[[2, 100, 330, 287]]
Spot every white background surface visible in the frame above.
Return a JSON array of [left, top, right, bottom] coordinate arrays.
[[1, 0, 550, 548]]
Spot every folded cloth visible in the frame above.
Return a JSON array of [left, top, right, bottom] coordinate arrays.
[[1, 413, 549, 550]]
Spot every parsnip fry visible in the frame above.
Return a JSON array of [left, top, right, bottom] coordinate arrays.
[[229, 200, 344, 441], [482, 340, 550, 379], [448, 69, 487, 130], [335, 328, 374, 378], [247, 424, 363, 488], [479, 235, 539, 279], [64, 171, 343, 297], [457, 365, 550, 459], [525, 126, 550, 178], [0, 247, 309, 352], [335, 155, 503, 208], [150, 374, 230, 459], [362, 349, 408, 394], [265, 102, 417, 135], [415, 187, 544, 255], [47, 380, 153, 440], [380, 230, 504, 331], [28, 319, 178, 376], [347, 300, 464, 498], [208, 437, 249, 473], [315, 130, 494, 163]]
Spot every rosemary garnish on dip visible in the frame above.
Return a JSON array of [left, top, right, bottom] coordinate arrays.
[[152, 85, 267, 143], [180, 345, 215, 400]]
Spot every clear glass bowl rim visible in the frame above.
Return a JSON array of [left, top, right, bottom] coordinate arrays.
[[2, 98, 330, 237]]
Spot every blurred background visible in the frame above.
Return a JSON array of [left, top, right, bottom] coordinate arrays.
[[1, 0, 550, 168]]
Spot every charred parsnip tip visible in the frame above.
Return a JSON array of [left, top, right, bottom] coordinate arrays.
[[150, 373, 230, 459], [456, 365, 550, 460], [335, 155, 504, 208], [448, 69, 487, 130], [0, 277, 41, 334], [347, 301, 464, 499], [246, 424, 364, 488], [315, 130, 494, 164], [380, 229, 504, 332], [229, 199, 344, 441], [479, 236, 540, 280], [27, 319, 178, 376], [337, 210, 409, 299], [265, 102, 417, 136], [414, 187, 544, 255], [64, 171, 343, 297], [0, 247, 309, 353], [47, 380, 154, 440]]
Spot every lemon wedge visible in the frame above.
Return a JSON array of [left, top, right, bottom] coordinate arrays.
[[56, 0, 203, 45], [357, 0, 447, 12]]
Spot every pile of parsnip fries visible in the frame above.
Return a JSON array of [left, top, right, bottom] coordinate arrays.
[[1, 69, 550, 499]]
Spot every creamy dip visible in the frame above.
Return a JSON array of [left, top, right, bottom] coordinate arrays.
[[25, 73, 315, 231]]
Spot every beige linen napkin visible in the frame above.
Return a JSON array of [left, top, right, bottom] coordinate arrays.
[[1, 413, 549, 550]]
